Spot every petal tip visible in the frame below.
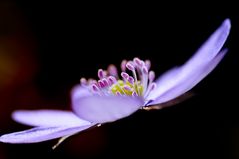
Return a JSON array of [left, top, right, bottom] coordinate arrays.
[[223, 18, 231, 33], [11, 110, 20, 121], [224, 18, 231, 26], [0, 135, 11, 143]]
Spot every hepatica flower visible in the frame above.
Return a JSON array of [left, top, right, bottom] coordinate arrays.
[[0, 19, 231, 146]]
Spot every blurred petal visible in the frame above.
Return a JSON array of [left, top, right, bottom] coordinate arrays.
[[0, 125, 93, 143], [72, 95, 144, 123], [149, 49, 227, 105], [12, 110, 91, 127], [71, 84, 92, 100], [146, 19, 230, 104]]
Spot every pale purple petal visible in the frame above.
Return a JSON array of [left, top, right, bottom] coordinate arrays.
[[71, 84, 92, 100], [12, 110, 91, 127], [72, 95, 144, 123], [0, 124, 93, 143], [149, 49, 227, 105], [186, 19, 230, 65], [146, 19, 230, 105]]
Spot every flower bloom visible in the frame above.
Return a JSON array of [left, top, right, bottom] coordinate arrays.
[[0, 19, 231, 144]]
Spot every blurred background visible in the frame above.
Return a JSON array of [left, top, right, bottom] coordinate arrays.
[[0, 1, 238, 159]]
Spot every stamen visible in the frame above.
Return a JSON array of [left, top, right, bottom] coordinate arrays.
[[140, 65, 149, 94], [121, 72, 129, 81], [107, 64, 118, 77], [98, 80, 105, 88], [121, 60, 127, 72], [131, 69, 139, 93], [98, 69, 104, 79], [108, 76, 117, 85], [123, 85, 132, 91], [149, 71, 155, 82], [149, 83, 156, 91], [116, 91, 122, 96], [144, 82, 157, 98], [92, 84, 100, 92], [145, 60, 151, 69], [128, 76, 134, 84], [125, 60, 139, 93], [102, 78, 109, 87], [88, 79, 97, 85], [119, 86, 127, 95], [103, 70, 107, 77], [80, 78, 87, 85], [133, 57, 142, 67], [126, 62, 135, 71], [140, 60, 145, 66], [142, 66, 148, 74], [132, 91, 138, 97]]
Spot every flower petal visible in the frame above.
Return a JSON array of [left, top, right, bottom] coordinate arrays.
[[149, 49, 227, 105], [0, 125, 93, 143], [72, 95, 144, 123], [146, 19, 230, 105], [185, 19, 230, 65], [71, 84, 92, 99], [12, 110, 91, 127]]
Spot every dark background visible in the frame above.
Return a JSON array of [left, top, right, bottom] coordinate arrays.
[[0, 1, 238, 159]]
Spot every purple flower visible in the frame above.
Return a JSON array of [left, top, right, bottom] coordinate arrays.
[[0, 19, 231, 145]]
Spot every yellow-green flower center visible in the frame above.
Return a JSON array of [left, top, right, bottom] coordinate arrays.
[[110, 80, 144, 96]]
